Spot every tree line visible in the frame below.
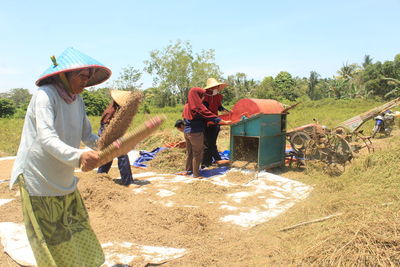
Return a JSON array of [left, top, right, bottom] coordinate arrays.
[[1, 40, 399, 117]]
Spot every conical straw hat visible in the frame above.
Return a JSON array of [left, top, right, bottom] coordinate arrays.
[[36, 47, 111, 87], [204, 78, 227, 90], [110, 90, 133, 106]]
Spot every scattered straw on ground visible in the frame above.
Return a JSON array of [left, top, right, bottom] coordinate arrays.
[[168, 180, 240, 208], [147, 148, 186, 173], [231, 161, 258, 170], [137, 130, 184, 151], [224, 170, 257, 184], [297, 208, 400, 266]]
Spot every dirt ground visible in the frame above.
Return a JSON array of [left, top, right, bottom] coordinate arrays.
[[0, 162, 300, 266], [0, 131, 396, 266]]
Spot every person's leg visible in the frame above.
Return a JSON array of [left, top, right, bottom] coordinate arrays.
[[202, 127, 213, 167], [211, 125, 221, 161], [97, 161, 112, 174], [184, 133, 193, 173], [188, 132, 204, 178], [19, 175, 104, 267], [208, 125, 221, 163], [117, 155, 134, 185]]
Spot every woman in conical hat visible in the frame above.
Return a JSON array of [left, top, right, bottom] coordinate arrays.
[[202, 78, 230, 167], [10, 47, 111, 267], [97, 90, 138, 188]]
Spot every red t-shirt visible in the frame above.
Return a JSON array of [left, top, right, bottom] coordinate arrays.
[[203, 93, 223, 115]]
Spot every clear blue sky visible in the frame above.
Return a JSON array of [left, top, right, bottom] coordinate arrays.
[[1, 0, 399, 93]]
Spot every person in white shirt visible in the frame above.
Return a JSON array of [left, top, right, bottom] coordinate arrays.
[[10, 47, 111, 267]]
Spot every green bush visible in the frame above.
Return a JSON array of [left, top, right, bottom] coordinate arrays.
[[81, 90, 110, 116], [0, 98, 16, 117]]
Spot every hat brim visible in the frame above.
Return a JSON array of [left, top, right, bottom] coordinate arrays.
[[36, 65, 112, 87], [204, 83, 227, 90], [110, 90, 134, 106]]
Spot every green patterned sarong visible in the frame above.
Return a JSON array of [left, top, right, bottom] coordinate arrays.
[[18, 175, 105, 267]]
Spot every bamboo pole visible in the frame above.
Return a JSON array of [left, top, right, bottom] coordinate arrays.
[[279, 212, 343, 232]]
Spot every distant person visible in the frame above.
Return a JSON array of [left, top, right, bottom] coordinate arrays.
[[182, 87, 230, 178], [202, 78, 230, 167], [10, 47, 109, 266], [169, 119, 186, 149], [97, 90, 138, 188], [174, 119, 185, 132]]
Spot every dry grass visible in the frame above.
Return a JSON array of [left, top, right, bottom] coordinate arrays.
[[262, 131, 400, 266], [298, 209, 400, 266], [136, 129, 184, 151], [147, 148, 186, 173]]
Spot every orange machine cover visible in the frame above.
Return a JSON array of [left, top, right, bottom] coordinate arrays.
[[219, 98, 284, 124]]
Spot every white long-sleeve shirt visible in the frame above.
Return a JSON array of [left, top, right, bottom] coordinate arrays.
[[10, 84, 98, 196]]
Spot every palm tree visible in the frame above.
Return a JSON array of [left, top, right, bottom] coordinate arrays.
[[337, 62, 359, 80], [383, 77, 400, 98], [308, 71, 320, 100], [362, 55, 373, 68]]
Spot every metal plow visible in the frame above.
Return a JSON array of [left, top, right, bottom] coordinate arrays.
[[286, 98, 400, 174], [287, 123, 355, 175]]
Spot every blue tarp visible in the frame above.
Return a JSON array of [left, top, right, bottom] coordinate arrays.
[[133, 148, 230, 169], [133, 147, 169, 168], [200, 166, 230, 178]]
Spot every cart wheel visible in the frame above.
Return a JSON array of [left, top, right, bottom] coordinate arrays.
[[329, 134, 353, 165], [289, 131, 311, 155]]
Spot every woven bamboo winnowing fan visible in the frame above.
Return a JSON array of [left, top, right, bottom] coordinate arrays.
[[96, 90, 143, 150], [81, 115, 166, 172]]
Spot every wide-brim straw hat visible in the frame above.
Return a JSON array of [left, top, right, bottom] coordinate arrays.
[[36, 47, 112, 87], [204, 78, 227, 90], [110, 89, 134, 107]]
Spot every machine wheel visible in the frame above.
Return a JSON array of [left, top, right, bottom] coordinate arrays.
[[304, 134, 352, 176], [329, 134, 353, 165], [371, 125, 380, 138], [289, 131, 312, 155]]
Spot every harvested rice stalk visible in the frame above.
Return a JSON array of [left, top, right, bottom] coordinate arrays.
[[148, 148, 186, 172], [82, 115, 166, 171], [96, 90, 143, 150]]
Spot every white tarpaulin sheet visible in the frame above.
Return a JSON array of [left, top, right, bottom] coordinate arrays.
[[102, 241, 186, 266], [132, 169, 312, 228], [0, 222, 36, 266], [217, 170, 312, 227], [0, 222, 186, 267]]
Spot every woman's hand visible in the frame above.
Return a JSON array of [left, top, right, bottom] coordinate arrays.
[[80, 151, 100, 172]]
